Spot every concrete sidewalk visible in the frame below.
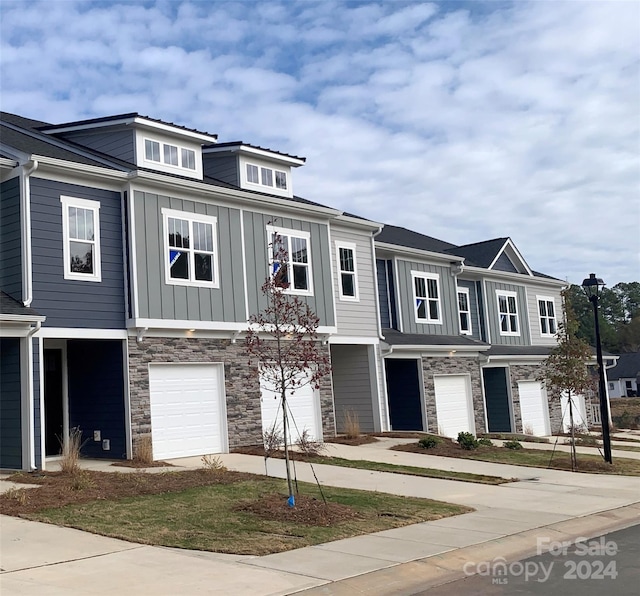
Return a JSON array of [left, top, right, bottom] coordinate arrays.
[[2, 439, 640, 595]]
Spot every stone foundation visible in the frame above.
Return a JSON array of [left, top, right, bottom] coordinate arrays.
[[127, 337, 335, 452]]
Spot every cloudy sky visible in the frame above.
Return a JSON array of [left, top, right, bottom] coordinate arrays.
[[1, 0, 638, 285]]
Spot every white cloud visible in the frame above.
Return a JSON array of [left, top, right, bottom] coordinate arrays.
[[1, 0, 638, 285]]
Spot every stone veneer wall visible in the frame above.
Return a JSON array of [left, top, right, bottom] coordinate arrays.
[[128, 337, 335, 451], [421, 356, 486, 435]]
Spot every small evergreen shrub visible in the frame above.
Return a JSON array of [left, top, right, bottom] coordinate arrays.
[[457, 432, 479, 450], [418, 436, 440, 449], [477, 437, 493, 447], [504, 440, 523, 450]]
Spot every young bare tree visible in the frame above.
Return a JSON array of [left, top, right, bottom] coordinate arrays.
[[539, 290, 596, 470], [245, 233, 331, 506]]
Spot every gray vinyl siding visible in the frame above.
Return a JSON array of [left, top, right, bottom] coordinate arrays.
[[377, 259, 391, 328], [397, 259, 458, 335], [484, 280, 530, 346], [61, 129, 135, 163], [133, 191, 245, 322], [243, 211, 334, 327], [527, 283, 563, 346], [30, 178, 125, 328], [492, 252, 518, 273], [331, 227, 378, 337], [331, 344, 375, 433], [0, 338, 22, 469], [203, 155, 239, 186], [457, 279, 481, 341], [0, 177, 22, 299]]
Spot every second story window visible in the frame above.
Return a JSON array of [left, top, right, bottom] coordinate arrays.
[[181, 148, 196, 170], [163, 209, 218, 287], [164, 144, 179, 166], [538, 297, 557, 336], [497, 291, 519, 335], [144, 138, 198, 172], [275, 171, 287, 190], [267, 226, 312, 295], [247, 163, 288, 192], [336, 242, 358, 300], [60, 196, 101, 282], [458, 288, 472, 334], [247, 164, 259, 183], [412, 272, 441, 324], [145, 139, 161, 162]]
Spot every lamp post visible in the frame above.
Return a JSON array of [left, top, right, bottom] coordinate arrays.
[[581, 273, 613, 464]]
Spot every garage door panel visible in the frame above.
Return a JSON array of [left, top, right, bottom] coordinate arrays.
[[434, 375, 473, 438], [518, 381, 550, 437], [149, 363, 227, 460]]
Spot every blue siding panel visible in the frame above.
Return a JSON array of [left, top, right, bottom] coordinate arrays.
[[30, 178, 125, 328], [376, 259, 390, 328], [0, 177, 22, 299], [0, 338, 22, 469], [493, 253, 518, 273]]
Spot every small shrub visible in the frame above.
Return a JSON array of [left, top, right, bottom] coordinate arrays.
[[4, 487, 28, 505], [575, 434, 599, 447], [59, 427, 84, 474], [342, 409, 361, 439], [457, 432, 479, 450], [612, 411, 640, 430], [504, 440, 523, 450], [523, 423, 535, 436], [201, 454, 227, 473], [477, 437, 493, 447], [263, 426, 284, 457], [418, 436, 440, 449], [133, 435, 154, 465], [296, 428, 326, 456], [71, 471, 95, 491]]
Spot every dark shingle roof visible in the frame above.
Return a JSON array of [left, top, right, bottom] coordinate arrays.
[[382, 329, 489, 348], [0, 291, 45, 319], [376, 225, 457, 254], [608, 353, 640, 380], [485, 345, 556, 357], [445, 238, 508, 268], [205, 141, 305, 163]]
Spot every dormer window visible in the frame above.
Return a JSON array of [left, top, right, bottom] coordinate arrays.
[[164, 144, 178, 166], [142, 137, 198, 172], [247, 164, 259, 183], [145, 140, 161, 162], [261, 167, 273, 187], [275, 171, 287, 190], [181, 148, 196, 170], [245, 162, 288, 192]]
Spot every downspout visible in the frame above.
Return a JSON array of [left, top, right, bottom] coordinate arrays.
[[26, 320, 42, 471], [20, 159, 38, 307]]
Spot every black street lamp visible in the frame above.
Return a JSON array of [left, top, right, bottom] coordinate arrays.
[[581, 273, 613, 464]]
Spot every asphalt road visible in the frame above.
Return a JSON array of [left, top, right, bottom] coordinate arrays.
[[412, 523, 640, 596]]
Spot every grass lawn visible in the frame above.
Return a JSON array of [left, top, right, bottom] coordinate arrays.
[[0, 469, 470, 555], [392, 438, 640, 475]]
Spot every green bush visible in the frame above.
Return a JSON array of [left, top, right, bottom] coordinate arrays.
[[457, 432, 479, 450], [418, 436, 440, 449], [504, 440, 523, 450], [477, 437, 493, 447]]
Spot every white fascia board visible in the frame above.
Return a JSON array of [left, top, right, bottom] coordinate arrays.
[[36, 327, 128, 339], [0, 149, 25, 165], [375, 242, 465, 265], [39, 116, 138, 135], [328, 335, 379, 345], [32, 155, 129, 184], [382, 343, 489, 353], [129, 319, 247, 332], [485, 355, 546, 364], [488, 239, 533, 276], [465, 265, 565, 288], [204, 144, 304, 166], [333, 214, 384, 232], [0, 314, 46, 323], [130, 170, 341, 219]]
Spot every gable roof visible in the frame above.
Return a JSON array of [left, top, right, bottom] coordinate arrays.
[[608, 352, 640, 380], [446, 238, 509, 268], [203, 141, 306, 165]]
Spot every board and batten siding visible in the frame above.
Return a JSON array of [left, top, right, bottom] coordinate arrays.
[[397, 259, 458, 335], [133, 191, 245, 323], [0, 338, 22, 469], [243, 211, 335, 327], [331, 227, 378, 337], [527, 283, 563, 346], [202, 155, 239, 186], [484, 280, 530, 346], [30, 178, 125, 328], [0, 177, 22, 299], [456, 279, 482, 341], [61, 129, 136, 164]]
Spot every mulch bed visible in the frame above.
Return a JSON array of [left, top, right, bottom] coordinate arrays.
[[234, 493, 360, 526], [111, 460, 174, 468], [0, 469, 253, 516], [325, 435, 379, 446]]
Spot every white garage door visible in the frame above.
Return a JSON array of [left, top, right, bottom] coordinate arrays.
[[149, 363, 227, 460], [433, 375, 474, 438], [518, 380, 550, 436], [561, 392, 588, 432], [260, 371, 322, 443]]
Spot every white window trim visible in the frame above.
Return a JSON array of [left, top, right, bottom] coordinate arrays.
[[536, 295, 557, 337], [496, 290, 520, 336], [411, 271, 442, 325], [335, 241, 359, 302], [457, 287, 472, 335], [142, 136, 199, 173], [60, 195, 102, 282], [162, 208, 219, 289], [266, 225, 313, 296], [246, 162, 288, 190]]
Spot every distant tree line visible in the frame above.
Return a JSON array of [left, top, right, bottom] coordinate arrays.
[[565, 282, 640, 354]]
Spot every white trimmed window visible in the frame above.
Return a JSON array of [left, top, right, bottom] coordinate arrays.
[[336, 242, 358, 301], [246, 164, 259, 183], [412, 271, 441, 324], [60, 196, 101, 282], [497, 290, 519, 335], [181, 148, 196, 170], [537, 297, 557, 336], [266, 225, 312, 295], [457, 287, 472, 335], [246, 162, 288, 192], [145, 139, 161, 162], [144, 138, 198, 171], [162, 209, 218, 287]]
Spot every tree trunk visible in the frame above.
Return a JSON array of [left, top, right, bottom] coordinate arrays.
[[568, 394, 577, 471]]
